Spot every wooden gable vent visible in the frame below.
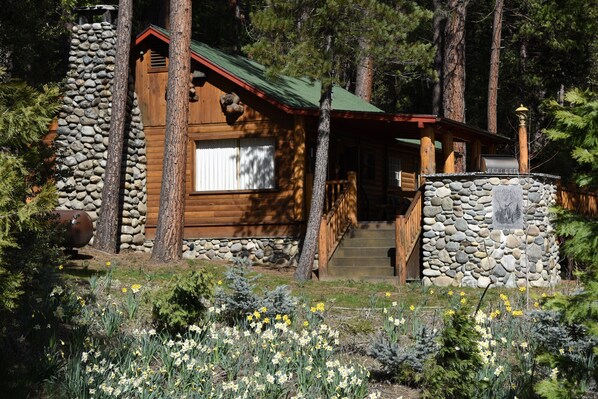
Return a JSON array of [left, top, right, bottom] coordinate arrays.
[[149, 43, 168, 70]]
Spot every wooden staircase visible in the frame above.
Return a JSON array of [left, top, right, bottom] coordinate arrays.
[[324, 222, 396, 280], [317, 174, 423, 284]]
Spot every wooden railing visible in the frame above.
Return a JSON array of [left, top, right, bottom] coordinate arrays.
[[395, 188, 423, 284], [556, 183, 598, 217], [318, 172, 357, 277]]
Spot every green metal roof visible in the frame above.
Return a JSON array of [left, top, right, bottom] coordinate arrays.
[[150, 25, 383, 113]]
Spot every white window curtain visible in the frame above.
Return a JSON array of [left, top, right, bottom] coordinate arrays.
[[195, 139, 238, 191], [195, 137, 275, 191], [388, 155, 402, 188], [240, 137, 275, 189]]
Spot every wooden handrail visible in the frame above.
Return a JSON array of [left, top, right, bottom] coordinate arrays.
[[318, 172, 357, 278], [395, 188, 423, 284]]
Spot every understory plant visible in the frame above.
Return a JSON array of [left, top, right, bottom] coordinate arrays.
[[214, 258, 297, 325], [152, 269, 214, 332], [420, 304, 483, 399]]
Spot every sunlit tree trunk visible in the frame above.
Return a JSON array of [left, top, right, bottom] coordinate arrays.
[[151, 0, 191, 262], [94, 0, 133, 253], [487, 0, 504, 134], [295, 84, 332, 281]]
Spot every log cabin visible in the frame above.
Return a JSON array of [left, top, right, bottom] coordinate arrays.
[[132, 25, 510, 281]]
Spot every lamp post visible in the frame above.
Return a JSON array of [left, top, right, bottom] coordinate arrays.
[[516, 105, 529, 174]]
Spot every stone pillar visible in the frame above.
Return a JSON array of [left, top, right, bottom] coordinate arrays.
[[54, 20, 147, 251]]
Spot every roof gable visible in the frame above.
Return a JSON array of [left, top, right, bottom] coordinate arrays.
[[137, 26, 383, 114]]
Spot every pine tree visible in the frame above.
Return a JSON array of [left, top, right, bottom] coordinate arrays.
[[151, 0, 192, 262], [245, 0, 432, 280], [0, 71, 60, 312]]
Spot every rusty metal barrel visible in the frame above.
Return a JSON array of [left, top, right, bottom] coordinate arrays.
[[54, 210, 94, 248]]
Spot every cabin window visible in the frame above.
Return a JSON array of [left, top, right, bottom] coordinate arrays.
[[388, 155, 402, 188], [195, 137, 275, 191]]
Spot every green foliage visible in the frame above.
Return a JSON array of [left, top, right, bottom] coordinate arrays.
[[214, 261, 297, 324], [531, 310, 597, 399], [421, 306, 483, 399], [152, 269, 214, 332], [545, 89, 598, 188], [0, 74, 61, 313], [245, 0, 432, 90]]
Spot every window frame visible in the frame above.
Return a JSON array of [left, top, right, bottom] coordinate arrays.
[[191, 136, 278, 194]]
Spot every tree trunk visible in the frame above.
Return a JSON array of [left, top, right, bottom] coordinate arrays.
[[93, 0, 133, 253], [443, 0, 467, 172], [432, 0, 444, 115], [151, 0, 191, 263], [295, 84, 332, 281], [487, 0, 504, 134], [355, 37, 373, 103]]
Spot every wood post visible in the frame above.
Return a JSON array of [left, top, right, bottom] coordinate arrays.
[[517, 111, 529, 173], [471, 139, 482, 172], [318, 216, 328, 277], [348, 171, 358, 226], [293, 116, 306, 221], [396, 216, 406, 285], [420, 125, 436, 175], [442, 131, 455, 174]]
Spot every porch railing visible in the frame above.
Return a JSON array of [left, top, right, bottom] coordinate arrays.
[[395, 187, 423, 284], [556, 182, 598, 217], [318, 172, 357, 277]]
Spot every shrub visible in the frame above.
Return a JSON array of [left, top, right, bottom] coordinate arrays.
[[152, 269, 214, 332], [532, 310, 598, 398], [421, 306, 483, 399], [214, 260, 297, 325]]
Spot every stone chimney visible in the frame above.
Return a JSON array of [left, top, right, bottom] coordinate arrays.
[[54, 5, 148, 251]]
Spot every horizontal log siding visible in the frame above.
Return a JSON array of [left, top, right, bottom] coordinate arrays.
[[136, 47, 302, 239], [143, 124, 298, 238]]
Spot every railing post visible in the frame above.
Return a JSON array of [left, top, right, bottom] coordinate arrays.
[[396, 216, 407, 285], [318, 216, 328, 278], [348, 171, 357, 226]]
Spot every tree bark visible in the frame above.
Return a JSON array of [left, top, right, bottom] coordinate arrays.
[[355, 37, 374, 103], [94, 0, 133, 253], [487, 0, 504, 134], [432, 0, 444, 115], [151, 0, 191, 262], [443, 0, 467, 172], [295, 84, 332, 281]]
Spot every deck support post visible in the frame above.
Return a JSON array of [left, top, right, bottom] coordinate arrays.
[[318, 216, 328, 278], [293, 115, 306, 221], [348, 171, 357, 226], [442, 131, 455, 174], [420, 125, 436, 176], [396, 216, 407, 285], [471, 138, 482, 172]]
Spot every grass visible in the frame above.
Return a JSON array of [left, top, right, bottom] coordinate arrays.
[[62, 248, 566, 314]]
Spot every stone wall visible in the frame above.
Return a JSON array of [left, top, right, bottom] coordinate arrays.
[[422, 174, 560, 288], [144, 237, 300, 265], [54, 21, 147, 251]]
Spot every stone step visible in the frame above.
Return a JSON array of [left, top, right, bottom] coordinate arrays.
[[346, 228, 395, 239]]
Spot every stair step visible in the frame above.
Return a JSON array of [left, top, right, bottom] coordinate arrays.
[[328, 256, 393, 267], [355, 221, 395, 230], [333, 246, 393, 258], [326, 265, 395, 278], [347, 229, 395, 239], [339, 237, 395, 248]]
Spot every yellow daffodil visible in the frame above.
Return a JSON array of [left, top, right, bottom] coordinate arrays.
[[217, 280, 222, 285], [459, 291, 465, 296], [409, 305, 415, 311], [247, 315, 253, 321], [58, 265, 63, 270], [385, 292, 391, 297], [519, 286, 526, 292], [448, 290, 454, 296], [131, 284, 142, 293], [121, 287, 127, 293], [106, 261, 111, 267], [460, 298, 467, 304], [303, 321, 309, 327]]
